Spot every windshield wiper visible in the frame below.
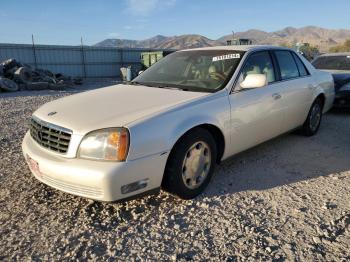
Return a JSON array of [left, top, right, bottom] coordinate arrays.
[[130, 81, 156, 87], [148, 83, 189, 91], [130, 81, 144, 85], [131, 81, 188, 91], [157, 85, 188, 91]]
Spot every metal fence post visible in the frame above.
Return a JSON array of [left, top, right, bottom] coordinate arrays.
[[31, 34, 38, 69], [80, 37, 87, 78], [119, 48, 124, 79], [120, 48, 124, 67]]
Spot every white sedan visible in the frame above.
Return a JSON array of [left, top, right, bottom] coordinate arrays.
[[22, 45, 334, 201]]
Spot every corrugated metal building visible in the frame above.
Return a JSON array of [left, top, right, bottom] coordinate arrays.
[[0, 43, 171, 78]]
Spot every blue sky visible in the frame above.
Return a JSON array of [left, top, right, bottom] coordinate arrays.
[[0, 0, 349, 45]]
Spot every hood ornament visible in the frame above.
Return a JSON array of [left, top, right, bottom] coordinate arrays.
[[48, 111, 57, 116]]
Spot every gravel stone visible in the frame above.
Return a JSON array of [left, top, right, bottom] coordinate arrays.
[[0, 81, 350, 261]]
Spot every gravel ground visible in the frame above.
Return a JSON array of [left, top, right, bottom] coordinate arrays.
[[1, 83, 349, 261]]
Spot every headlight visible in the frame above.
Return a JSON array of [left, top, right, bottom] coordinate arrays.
[[78, 128, 129, 161]]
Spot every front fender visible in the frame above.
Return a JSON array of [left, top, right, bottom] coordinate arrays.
[[126, 91, 230, 161], [169, 115, 224, 148]]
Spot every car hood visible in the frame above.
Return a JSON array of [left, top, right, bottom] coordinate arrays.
[[33, 84, 208, 135]]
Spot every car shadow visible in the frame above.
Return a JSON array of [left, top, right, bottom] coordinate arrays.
[[204, 111, 350, 198], [330, 107, 350, 114]]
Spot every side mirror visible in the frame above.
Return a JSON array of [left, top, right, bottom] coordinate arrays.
[[240, 74, 267, 89], [138, 70, 144, 75]]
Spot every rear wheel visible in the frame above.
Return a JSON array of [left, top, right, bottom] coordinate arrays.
[[0, 77, 19, 92], [301, 97, 323, 136], [162, 128, 217, 199]]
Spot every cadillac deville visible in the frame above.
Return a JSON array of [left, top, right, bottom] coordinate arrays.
[[22, 46, 335, 201]]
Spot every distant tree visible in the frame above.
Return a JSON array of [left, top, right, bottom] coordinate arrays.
[[279, 42, 293, 48], [329, 39, 350, 53], [299, 44, 320, 61]]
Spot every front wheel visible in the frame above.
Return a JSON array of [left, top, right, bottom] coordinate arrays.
[[162, 128, 217, 199], [301, 98, 323, 136]]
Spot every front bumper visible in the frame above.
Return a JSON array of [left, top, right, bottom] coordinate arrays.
[[22, 132, 167, 201]]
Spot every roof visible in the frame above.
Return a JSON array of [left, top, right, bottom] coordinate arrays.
[[181, 45, 291, 52]]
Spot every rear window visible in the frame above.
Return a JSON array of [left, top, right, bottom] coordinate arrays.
[[275, 51, 299, 80], [292, 53, 309, 77], [312, 55, 350, 70]]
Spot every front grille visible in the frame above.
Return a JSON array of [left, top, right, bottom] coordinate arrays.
[[30, 117, 72, 153]]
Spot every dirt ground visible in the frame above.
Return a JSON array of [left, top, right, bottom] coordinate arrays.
[[0, 82, 349, 261]]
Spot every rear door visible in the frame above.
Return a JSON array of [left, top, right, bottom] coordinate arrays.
[[273, 50, 314, 132]]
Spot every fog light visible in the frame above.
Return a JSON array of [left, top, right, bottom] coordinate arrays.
[[121, 179, 149, 194]]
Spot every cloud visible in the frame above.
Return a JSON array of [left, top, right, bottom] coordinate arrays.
[[108, 32, 121, 38], [125, 0, 176, 16], [123, 24, 145, 30]]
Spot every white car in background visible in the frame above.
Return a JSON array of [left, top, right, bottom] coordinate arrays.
[[22, 45, 334, 201]]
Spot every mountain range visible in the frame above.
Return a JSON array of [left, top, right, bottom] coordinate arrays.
[[94, 26, 350, 51]]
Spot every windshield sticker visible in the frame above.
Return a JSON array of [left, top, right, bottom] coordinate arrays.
[[213, 53, 240, 62]]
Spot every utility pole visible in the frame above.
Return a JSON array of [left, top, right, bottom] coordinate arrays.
[[80, 37, 87, 78], [32, 34, 38, 70]]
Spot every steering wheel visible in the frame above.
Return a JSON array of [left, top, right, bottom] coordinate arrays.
[[209, 72, 226, 81]]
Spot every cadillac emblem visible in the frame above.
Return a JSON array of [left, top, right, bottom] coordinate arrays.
[[48, 111, 57, 116]]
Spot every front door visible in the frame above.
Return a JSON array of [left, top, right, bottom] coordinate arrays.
[[227, 51, 286, 156]]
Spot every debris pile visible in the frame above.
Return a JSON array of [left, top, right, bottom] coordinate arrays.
[[0, 58, 82, 92]]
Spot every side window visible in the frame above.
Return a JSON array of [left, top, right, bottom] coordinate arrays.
[[241, 51, 275, 83], [274, 51, 299, 80], [292, 52, 309, 77]]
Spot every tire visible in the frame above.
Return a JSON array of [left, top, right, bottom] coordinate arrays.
[[4, 67, 18, 78], [301, 97, 323, 136], [0, 77, 19, 92], [162, 128, 217, 199], [14, 67, 33, 83], [1, 58, 20, 72]]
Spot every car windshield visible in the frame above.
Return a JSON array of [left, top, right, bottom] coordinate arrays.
[[132, 50, 245, 92], [312, 55, 350, 70]]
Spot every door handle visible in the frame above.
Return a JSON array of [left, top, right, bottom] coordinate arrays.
[[272, 93, 282, 100]]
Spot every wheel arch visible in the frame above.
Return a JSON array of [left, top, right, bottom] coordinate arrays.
[[167, 123, 226, 165], [161, 122, 226, 190], [196, 124, 225, 164], [313, 92, 326, 110]]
